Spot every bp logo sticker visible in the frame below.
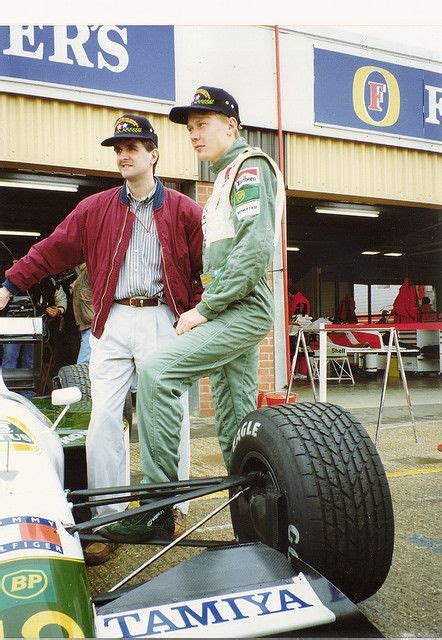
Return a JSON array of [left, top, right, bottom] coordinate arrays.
[[2, 569, 48, 599], [0, 418, 39, 451]]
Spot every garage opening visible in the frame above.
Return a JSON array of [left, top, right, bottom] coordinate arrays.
[[286, 197, 441, 323]]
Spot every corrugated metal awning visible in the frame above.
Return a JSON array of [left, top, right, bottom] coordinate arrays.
[[0, 93, 198, 180], [285, 133, 441, 207]]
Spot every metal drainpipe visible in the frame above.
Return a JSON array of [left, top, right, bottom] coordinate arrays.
[[274, 25, 291, 386]]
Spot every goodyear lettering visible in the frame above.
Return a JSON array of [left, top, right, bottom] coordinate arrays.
[[231, 420, 260, 452], [100, 585, 313, 637], [353, 65, 400, 127], [2, 569, 48, 599]]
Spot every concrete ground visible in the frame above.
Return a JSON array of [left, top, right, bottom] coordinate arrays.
[[87, 372, 441, 638]]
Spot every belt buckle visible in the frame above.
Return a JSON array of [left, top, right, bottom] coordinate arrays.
[[129, 297, 139, 307]]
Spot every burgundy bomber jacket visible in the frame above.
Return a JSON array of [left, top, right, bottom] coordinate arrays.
[[4, 180, 203, 338]]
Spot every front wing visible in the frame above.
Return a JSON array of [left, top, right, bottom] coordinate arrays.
[[94, 542, 382, 638]]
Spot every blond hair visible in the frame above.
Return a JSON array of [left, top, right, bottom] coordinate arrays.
[[213, 112, 241, 138]]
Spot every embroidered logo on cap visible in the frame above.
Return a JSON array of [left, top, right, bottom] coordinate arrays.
[[192, 88, 215, 106], [115, 117, 142, 134]]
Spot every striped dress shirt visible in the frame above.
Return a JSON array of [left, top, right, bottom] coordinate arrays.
[[115, 182, 164, 300]]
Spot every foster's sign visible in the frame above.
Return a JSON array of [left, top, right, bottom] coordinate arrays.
[[314, 48, 441, 144]]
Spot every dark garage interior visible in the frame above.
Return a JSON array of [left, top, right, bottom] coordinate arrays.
[[0, 169, 440, 320]]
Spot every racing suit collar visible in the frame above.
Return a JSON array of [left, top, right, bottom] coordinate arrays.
[[210, 137, 249, 175]]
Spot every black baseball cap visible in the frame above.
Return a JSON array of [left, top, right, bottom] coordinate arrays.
[[101, 114, 158, 146], [169, 86, 240, 125]]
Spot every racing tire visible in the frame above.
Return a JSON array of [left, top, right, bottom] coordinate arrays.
[[229, 401, 394, 603], [53, 363, 133, 428]]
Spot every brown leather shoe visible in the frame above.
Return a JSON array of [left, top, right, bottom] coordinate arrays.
[[84, 541, 115, 565], [172, 508, 187, 538]]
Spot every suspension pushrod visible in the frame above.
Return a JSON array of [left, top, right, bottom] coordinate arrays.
[[67, 474, 256, 534], [81, 532, 232, 549], [72, 491, 183, 509], [67, 475, 248, 498], [108, 488, 246, 592], [72, 479, 243, 508]]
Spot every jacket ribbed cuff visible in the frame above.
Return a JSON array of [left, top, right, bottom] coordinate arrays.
[[196, 299, 219, 320]]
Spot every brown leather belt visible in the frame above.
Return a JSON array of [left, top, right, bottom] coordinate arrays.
[[115, 297, 161, 308]]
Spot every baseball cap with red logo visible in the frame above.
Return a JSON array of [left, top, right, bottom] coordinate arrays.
[[169, 86, 240, 125], [101, 114, 158, 146]]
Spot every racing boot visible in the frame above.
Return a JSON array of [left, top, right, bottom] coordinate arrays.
[[98, 507, 174, 543], [84, 541, 116, 565], [172, 507, 187, 538]]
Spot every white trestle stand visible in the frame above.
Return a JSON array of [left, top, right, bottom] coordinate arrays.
[[287, 325, 418, 447]]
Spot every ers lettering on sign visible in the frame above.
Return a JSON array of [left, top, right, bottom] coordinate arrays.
[[3, 26, 129, 73]]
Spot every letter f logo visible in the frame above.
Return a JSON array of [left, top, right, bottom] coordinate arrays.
[[368, 81, 386, 111]]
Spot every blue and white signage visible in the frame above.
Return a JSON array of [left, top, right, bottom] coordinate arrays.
[[314, 48, 441, 143], [0, 26, 175, 102], [96, 576, 335, 637]]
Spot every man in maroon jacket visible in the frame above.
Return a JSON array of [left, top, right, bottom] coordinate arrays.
[[0, 114, 203, 564]]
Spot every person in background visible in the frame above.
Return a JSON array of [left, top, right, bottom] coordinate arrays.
[[97, 86, 285, 543], [418, 296, 437, 322], [28, 273, 71, 386], [338, 294, 358, 324], [0, 114, 203, 564], [1, 258, 36, 377], [1, 336, 34, 398], [71, 264, 94, 364], [377, 309, 390, 324], [2, 260, 66, 380], [51, 270, 80, 375]]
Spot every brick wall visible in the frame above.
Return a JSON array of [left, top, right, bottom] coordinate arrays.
[[195, 181, 276, 417], [196, 181, 213, 207]]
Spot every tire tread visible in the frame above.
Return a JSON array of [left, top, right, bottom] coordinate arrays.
[[230, 401, 394, 602]]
